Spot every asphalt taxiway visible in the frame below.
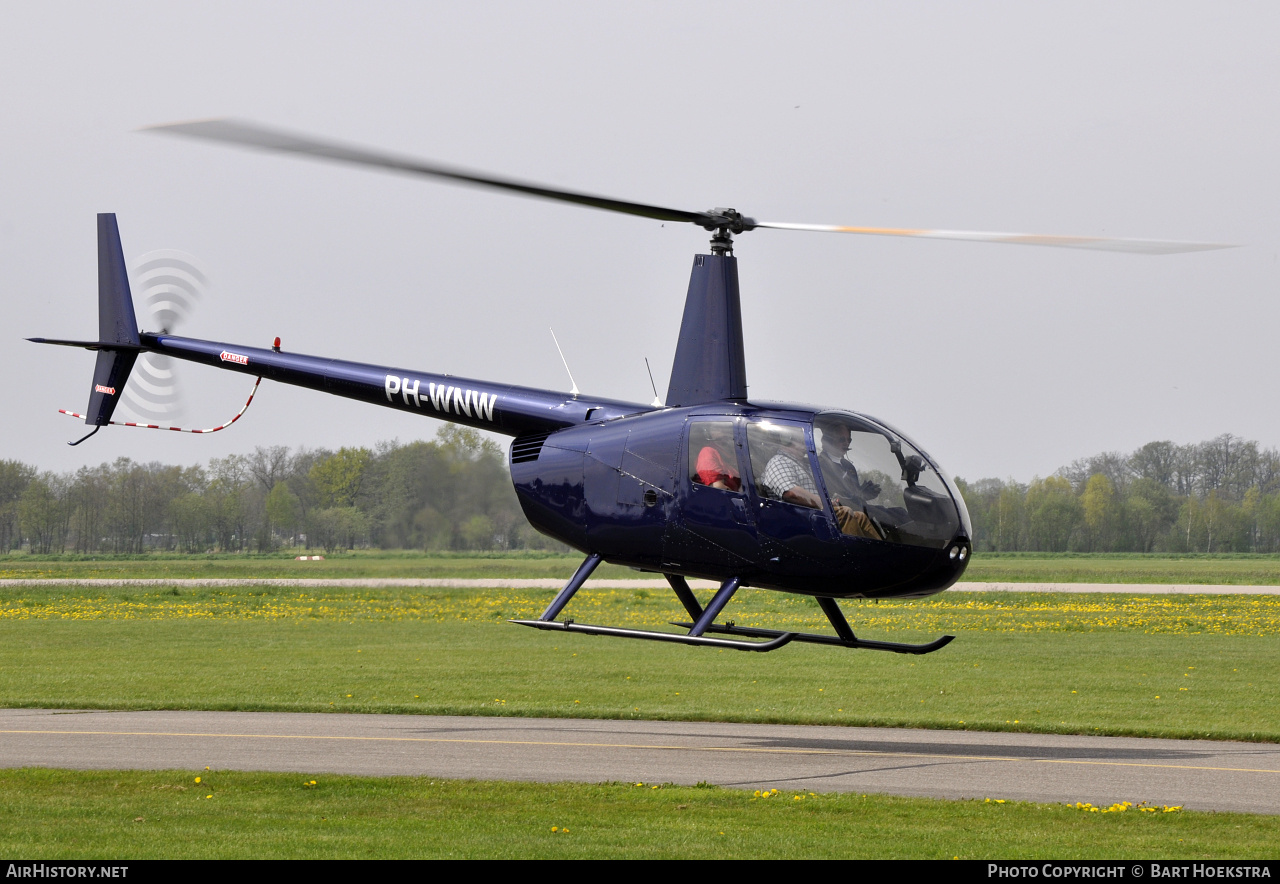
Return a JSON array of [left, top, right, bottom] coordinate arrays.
[[2, 708, 1277, 814]]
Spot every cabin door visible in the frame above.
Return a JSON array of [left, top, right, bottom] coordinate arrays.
[[675, 417, 759, 570]]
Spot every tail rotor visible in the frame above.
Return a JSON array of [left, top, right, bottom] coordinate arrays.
[[118, 250, 208, 423]]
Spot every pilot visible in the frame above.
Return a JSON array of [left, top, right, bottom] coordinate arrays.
[[761, 426, 824, 509], [695, 423, 741, 491], [813, 416, 884, 540]]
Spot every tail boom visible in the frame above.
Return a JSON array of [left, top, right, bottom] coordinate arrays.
[[141, 333, 649, 438]]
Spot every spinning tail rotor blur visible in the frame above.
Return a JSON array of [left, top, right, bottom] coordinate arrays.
[[118, 249, 208, 423]]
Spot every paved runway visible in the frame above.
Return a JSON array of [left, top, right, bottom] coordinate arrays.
[[3, 708, 1278, 814]]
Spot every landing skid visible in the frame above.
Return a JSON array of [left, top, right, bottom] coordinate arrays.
[[510, 618, 795, 652], [668, 621, 953, 655], [511, 555, 955, 654]]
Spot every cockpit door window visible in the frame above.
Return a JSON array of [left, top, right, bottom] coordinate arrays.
[[813, 410, 961, 549]]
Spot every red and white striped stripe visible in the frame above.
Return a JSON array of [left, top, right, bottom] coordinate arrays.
[[61, 376, 262, 434]]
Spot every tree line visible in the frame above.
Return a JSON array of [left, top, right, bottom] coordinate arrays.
[[6, 429, 1280, 555], [957, 434, 1280, 552], [1, 427, 559, 554]]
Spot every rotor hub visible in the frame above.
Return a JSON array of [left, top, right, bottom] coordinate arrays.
[[704, 208, 756, 255]]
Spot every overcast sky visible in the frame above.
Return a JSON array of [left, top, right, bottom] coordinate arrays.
[[2, 2, 1276, 483]]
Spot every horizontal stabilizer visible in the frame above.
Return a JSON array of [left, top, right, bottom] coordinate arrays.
[[27, 337, 141, 351]]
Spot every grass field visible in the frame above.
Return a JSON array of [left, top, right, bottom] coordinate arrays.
[[3, 769, 1275, 859], [2, 583, 1277, 741], [5, 550, 1280, 584]]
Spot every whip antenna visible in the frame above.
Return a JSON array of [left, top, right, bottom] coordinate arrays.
[[645, 357, 662, 408], [549, 327, 580, 397]]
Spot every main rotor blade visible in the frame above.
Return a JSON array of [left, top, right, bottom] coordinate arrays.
[[144, 120, 1233, 253], [143, 119, 717, 227], [752, 222, 1234, 254]]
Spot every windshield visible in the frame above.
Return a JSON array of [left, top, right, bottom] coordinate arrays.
[[811, 410, 963, 549]]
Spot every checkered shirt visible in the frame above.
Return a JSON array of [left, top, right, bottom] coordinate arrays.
[[762, 452, 817, 500]]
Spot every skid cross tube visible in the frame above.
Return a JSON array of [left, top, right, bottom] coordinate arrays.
[[538, 552, 602, 622]]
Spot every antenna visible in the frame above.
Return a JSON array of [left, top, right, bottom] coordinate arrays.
[[549, 327, 579, 398], [645, 357, 663, 408]]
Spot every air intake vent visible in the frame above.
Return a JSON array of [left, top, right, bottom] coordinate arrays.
[[510, 432, 551, 464]]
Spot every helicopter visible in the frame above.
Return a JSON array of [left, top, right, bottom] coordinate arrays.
[[30, 120, 1231, 654]]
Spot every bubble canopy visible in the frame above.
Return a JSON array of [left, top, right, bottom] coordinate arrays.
[[806, 410, 970, 549]]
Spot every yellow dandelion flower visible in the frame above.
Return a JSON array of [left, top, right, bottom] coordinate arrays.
[[194, 776, 201, 784]]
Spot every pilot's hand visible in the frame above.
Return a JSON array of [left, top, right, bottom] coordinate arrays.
[[860, 479, 881, 500]]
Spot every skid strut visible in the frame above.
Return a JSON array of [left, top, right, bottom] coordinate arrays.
[[537, 553, 601, 622]]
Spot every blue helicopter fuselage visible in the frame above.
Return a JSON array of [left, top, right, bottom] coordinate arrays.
[[510, 402, 971, 599]]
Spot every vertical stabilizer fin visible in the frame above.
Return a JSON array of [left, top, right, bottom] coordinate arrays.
[[665, 254, 747, 407], [83, 214, 141, 426], [99, 214, 140, 348]]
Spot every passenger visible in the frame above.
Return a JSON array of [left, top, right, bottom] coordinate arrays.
[[814, 416, 883, 540], [695, 423, 741, 491], [761, 426, 824, 509]]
